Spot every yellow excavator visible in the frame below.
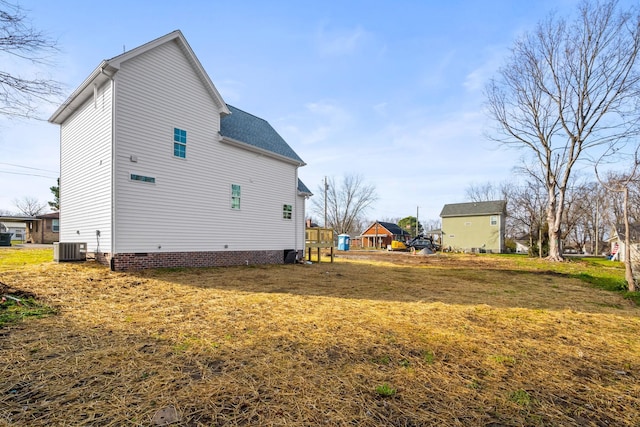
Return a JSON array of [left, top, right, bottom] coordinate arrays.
[[388, 240, 408, 251], [388, 235, 439, 252]]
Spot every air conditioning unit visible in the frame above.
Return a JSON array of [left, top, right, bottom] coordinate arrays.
[[53, 242, 87, 262]]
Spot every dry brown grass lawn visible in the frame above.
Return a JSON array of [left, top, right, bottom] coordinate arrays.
[[1, 249, 639, 426]]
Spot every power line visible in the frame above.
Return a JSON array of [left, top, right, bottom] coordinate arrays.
[[0, 170, 58, 179], [0, 162, 59, 174]]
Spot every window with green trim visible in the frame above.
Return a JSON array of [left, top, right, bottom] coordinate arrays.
[[173, 128, 187, 158], [283, 204, 292, 219], [130, 173, 156, 183], [231, 184, 241, 209]]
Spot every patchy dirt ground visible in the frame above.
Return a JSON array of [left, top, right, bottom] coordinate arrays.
[[336, 249, 499, 266], [1, 250, 639, 426]]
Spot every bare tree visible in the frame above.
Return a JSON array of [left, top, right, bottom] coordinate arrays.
[[626, 179, 640, 223], [422, 218, 441, 232], [13, 196, 46, 216], [465, 180, 517, 238], [465, 181, 510, 203], [486, 0, 640, 261], [312, 174, 377, 235], [610, 176, 640, 225], [565, 181, 610, 254], [508, 178, 548, 257], [0, 1, 62, 118]]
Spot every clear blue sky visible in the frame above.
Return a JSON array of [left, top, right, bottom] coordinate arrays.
[[0, 0, 609, 223]]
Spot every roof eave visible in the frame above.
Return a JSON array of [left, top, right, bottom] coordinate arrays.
[[49, 61, 115, 124], [441, 211, 505, 217], [49, 30, 230, 124], [0, 216, 37, 221]]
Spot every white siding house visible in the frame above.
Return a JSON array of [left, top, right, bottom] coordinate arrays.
[[49, 30, 310, 270], [608, 224, 640, 263]]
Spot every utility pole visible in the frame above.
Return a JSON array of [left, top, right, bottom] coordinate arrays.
[[324, 176, 328, 228], [416, 206, 419, 237], [595, 198, 599, 256], [375, 221, 378, 249]]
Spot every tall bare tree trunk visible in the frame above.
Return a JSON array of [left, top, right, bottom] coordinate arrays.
[[623, 187, 636, 292], [547, 188, 563, 261]]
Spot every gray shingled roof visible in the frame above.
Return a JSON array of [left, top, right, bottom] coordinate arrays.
[[298, 179, 312, 195], [220, 105, 304, 165], [440, 200, 507, 217], [378, 221, 411, 236]]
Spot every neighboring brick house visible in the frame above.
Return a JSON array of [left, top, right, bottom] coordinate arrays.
[[358, 221, 411, 249], [25, 212, 60, 244], [440, 200, 507, 253]]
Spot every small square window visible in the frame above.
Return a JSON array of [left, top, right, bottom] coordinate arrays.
[[231, 184, 241, 210], [490, 216, 498, 226], [173, 127, 187, 158], [283, 204, 292, 219]]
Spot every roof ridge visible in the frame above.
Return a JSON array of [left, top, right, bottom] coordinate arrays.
[[227, 104, 269, 124], [107, 29, 182, 62]]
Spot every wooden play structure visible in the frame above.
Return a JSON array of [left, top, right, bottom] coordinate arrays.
[[305, 227, 335, 262]]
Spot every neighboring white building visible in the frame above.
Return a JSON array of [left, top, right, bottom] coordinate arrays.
[[608, 224, 640, 263], [0, 218, 28, 241], [49, 30, 311, 271]]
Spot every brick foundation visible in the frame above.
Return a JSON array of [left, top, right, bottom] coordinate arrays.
[[93, 249, 302, 271]]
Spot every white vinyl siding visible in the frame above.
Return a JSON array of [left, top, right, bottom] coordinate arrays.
[[59, 80, 113, 253], [112, 40, 301, 253]]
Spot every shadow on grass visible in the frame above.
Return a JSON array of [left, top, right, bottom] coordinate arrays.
[[569, 271, 640, 305], [135, 259, 640, 315]]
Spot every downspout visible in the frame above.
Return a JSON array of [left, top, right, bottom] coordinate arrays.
[[100, 67, 116, 269], [294, 169, 298, 257]]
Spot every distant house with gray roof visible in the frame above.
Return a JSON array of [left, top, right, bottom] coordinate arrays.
[[440, 200, 507, 253], [48, 30, 310, 271]]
